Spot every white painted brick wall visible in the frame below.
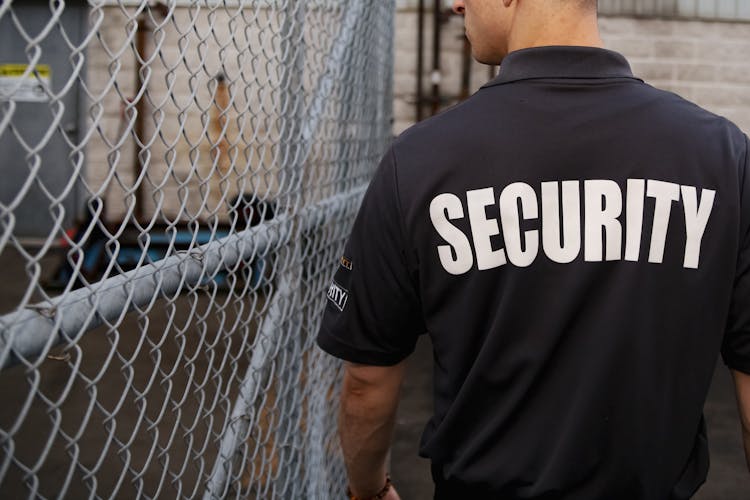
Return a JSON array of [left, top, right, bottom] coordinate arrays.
[[393, 12, 750, 134], [599, 16, 750, 134], [85, 7, 284, 221]]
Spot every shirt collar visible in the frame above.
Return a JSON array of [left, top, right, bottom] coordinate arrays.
[[482, 46, 641, 88]]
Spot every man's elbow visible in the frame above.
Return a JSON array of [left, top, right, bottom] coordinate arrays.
[[343, 360, 407, 391], [340, 360, 407, 413]]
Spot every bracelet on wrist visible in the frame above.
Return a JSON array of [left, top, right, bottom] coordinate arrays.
[[346, 474, 392, 500]]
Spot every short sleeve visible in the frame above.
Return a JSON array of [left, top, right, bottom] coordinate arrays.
[[316, 147, 426, 366], [722, 134, 750, 374]]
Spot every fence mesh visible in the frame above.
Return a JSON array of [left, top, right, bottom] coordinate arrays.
[[0, 0, 394, 498]]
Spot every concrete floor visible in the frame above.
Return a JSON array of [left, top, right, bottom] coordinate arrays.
[[391, 335, 750, 500], [0, 247, 264, 498]]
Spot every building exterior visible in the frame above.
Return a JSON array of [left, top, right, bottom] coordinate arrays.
[[394, 0, 750, 135], [4, 1, 750, 235]]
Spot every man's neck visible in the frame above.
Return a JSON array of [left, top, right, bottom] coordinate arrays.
[[506, 7, 603, 55]]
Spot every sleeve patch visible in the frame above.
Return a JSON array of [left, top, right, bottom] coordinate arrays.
[[326, 281, 349, 311], [340, 255, 353, 271]]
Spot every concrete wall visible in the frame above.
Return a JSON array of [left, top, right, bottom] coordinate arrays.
[[393, 10, 750, 135]]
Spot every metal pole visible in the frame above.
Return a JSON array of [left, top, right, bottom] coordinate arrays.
[[202, 3, 366, 496], [0, 217, 284, 370], [202, 255, 299, 499], [416, 0, 425, 122], [267, 0, 307, 495], [198, 186, 364, 499], [0, 188, 363, 372], [460, 34, 472, 101], [430, 0, 442, 116], [133, 16, 149, 222]]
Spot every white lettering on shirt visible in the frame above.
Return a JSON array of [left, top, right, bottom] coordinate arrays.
[[584, 180, 623, 262], [624, 179, 645, 262], [681, 185, 716, 269], [467, 187, 506, 270], [428, 179, 716, 273], [646, 179, 680, 264], [541, 181, 581, 264], [429, 193, 474, 275], [500, 182, 539, 267]]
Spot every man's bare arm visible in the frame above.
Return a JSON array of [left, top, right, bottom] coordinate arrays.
[[732, 369, 750, 471], [339, 360, 406, 499]]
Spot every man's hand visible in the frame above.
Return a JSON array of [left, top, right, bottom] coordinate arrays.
[[731, 369, 750, 472], [339, 359, 407, 499]]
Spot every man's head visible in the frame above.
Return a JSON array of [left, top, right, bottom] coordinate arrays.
[[452, 0, 601, 65]]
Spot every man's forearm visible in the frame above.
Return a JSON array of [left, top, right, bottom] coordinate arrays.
[[339, 390, 396, 495], [731, 369, 750, 472], [339, 365, 403, 498]]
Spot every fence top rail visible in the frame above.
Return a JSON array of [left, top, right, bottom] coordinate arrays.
[[0, 185, 366, 371]]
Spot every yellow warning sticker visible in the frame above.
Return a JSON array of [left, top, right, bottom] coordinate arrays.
[[0, 63, 51, 102]]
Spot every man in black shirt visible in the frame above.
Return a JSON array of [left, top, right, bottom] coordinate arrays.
[[317, 1, 750, 499]]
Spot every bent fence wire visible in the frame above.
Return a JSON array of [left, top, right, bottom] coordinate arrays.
[[0, 0, 394, 498]]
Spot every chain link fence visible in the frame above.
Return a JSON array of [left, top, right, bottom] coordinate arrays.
[[0, 0, 394, 498]]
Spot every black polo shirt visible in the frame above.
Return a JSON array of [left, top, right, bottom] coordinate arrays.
[[317, 46, 750, 499]]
